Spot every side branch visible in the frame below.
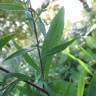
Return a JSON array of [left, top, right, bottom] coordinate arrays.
[[0, 66, 49, 95]]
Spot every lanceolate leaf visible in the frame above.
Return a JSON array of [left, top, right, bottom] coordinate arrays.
[[36, 17, 46, 37], [66, 52, 92, 75], [13, 41, 40, 72], [87, 71, 96, 96], [4, 48, 32, 61], [43, 39, 75, 57], [0, 3, 24, 11], [7, 73, 32, 81], [80, 47, 96, 61], [77, 73, 85, 96], [2, 73, 31, 85], [25, 11, 34, 35], [2, 80, 18, 96], [41, 7, 64, 79], [22, 53, 40, 72], [0, 33, 16, 48]]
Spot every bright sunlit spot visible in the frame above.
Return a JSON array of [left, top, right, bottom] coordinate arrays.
[[59, 0, 83, 22], [31, 0, 84, 22], [31, 0, 92, 23]]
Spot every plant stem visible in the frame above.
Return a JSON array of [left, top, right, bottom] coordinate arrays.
[[28, 0, 44, 79], [0, 66, 49, 95]]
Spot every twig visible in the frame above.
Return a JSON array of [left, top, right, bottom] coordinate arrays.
[[25, 80, 48, 94], [0, 66, 49, 95], [0, 67, 10, 73], [28, 0, 44, 79]]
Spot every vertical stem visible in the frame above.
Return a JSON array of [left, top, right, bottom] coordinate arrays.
[[28, 0, 44, 79]]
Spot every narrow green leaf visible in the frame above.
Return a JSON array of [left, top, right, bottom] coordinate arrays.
[[23, 53, 40, 71], [0, 3, 24, 11], [41, 7, 64, 79], [66, 52, 92, 75], [80, 47, 96, 61], [25, 84, 42, 96], [9, 73, 32, 81], [4, 48, 31, 61], [25, 11, 34, 35], [13, 41, 40, 72], [64, 82, 71, 96], [80, 47, 93, 60], [43, 39, 75, 57], [77, 73, 85, 96], [0, 33, 16, 48], [87, 71, 96, 96], [94, 0, 96, 2], [36, 17, 46, 37], [2, 80, 18, 96]]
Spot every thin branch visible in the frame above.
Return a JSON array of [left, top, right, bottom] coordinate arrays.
[[0, 66, 49, 95], [25, 80, 48, 94], [28, 0, 44, 79], [0, 67, 10, 73]]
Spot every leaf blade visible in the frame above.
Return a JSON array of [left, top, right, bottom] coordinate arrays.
[[43, 39, 75, 57], [2, 80, 18, 96], [77, 73, 85, 96], [13, 41, 40, 72], [66, 52, 92, 75], [41, 7, 64, 79], [0, 3, 24, 11], [0, 33, 16, 48], [4, 48, 28, 61], [87, 71, 96, 96]]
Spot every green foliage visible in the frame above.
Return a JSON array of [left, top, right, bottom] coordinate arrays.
[[87, 71, 96, 96], [77, 70, 86, 96], [0, 0, 96, 96], [5, 73, 32, 81], [13, 41, 40, 72], [36, 17, 46, 37], [1, 80, 18, 96], [0, 33, 16, 48], [4, 48, 29, 61], [66, 52, 92, 75], [43, 39, 75, 57], [0, 2, 24, 11], [41, 7, 64, 79]]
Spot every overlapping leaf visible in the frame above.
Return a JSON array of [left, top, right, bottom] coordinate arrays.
[[43, 39, 75, 57], [1, 80, 18, 96], [0, 33, 16, 48], [66, 52, 92, 75], [41, 7, 64, 79], [87, 71, 96, 96], [4, 48, 30, 61], [13, 41, 40, 72]]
